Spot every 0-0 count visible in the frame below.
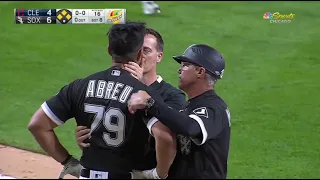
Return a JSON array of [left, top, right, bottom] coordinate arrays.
[[75, 10, 86, 15]]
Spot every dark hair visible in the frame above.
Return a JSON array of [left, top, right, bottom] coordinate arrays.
[[107, 21, 147, 63], [146, 28, 164, 52]]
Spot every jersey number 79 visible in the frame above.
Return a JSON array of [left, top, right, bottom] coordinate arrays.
[[84, 103, 126, 147]]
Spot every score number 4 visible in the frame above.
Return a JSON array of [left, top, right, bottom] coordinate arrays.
[[47, 9, 52, 23]]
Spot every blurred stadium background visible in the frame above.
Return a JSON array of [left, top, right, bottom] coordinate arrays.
[[0, 1, 320, 178]]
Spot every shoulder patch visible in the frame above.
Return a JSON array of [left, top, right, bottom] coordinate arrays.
[[192, 107, 208, 118]]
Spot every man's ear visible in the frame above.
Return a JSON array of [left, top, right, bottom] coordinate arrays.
[[156, 52, 163, 63], [197, 67, 206, 78], [108, 45, 112, 56]]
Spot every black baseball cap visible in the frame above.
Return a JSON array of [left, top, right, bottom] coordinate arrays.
[[173, 44, 225, 79]]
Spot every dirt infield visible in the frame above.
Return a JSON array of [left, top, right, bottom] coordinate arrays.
[[0, 144, 75, 179]]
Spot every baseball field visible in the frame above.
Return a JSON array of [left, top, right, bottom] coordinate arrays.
[[1, 1, 320, 179]]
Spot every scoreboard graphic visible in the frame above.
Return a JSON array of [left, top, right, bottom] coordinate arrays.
[[14, 8, 126, 24]]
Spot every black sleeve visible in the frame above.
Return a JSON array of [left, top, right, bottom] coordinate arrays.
[[41, 79, 80, 125], [146, 96, 203, 140], [165, 90, 186, 110], [148, 98, 227, 145], [143, 89, 186, 135], [188, 106, 227, 145]]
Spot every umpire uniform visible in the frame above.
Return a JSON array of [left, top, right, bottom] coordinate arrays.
[[144, 44, 231, 179]]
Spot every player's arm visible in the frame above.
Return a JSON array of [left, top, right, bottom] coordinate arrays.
[[28, 107, 69, 162], [146, 89, 186, 137], [149, 99, 226, 145], [28, 80, 82, 178], [129, 90, 214, 145], [129, 90, 201, 138], [142, 91, 186, 178], [149, 102, 207, 145], [149, 121, 176, 179]]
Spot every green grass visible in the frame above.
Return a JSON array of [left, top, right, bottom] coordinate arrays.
[[1, 1, 320, 178]]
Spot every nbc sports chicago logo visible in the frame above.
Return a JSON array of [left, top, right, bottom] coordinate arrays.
[[263, 12, 295, 23]]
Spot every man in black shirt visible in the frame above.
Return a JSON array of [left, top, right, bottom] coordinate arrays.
[[128, 44, 231, 179], [75, 28, 186, 178], [124, 28, 186, 173], [27, 22, 176, 179]]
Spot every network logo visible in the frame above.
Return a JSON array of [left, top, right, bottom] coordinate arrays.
[[263, 12, 273, 19], [263, 12, 295, 24]]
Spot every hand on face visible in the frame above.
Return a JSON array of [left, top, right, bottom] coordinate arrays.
[[127, 90, 151, 114], [123, 60, 145, 83]]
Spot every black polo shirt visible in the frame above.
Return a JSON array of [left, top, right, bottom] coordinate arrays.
[[146, 90, 231, 179]]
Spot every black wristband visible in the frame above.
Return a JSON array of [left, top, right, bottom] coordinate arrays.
[[61, 154, 72, 165]]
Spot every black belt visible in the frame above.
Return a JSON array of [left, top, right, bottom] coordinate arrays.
[[80, 168, 132, 179]]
